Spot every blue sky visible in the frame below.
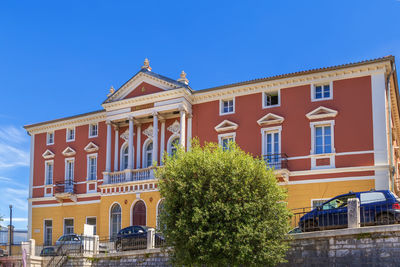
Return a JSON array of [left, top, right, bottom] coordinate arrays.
[[0, 0, 399, 229]]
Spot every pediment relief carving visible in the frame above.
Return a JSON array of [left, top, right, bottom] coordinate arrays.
[[120, 129, 135, 142], [62, 147, 76, 157], [214, 120, 239, 133], [42, 149, 55, 159], [257, 113, 284, 126], [306, 106, 338, 120], [167, 120, 180, 134], [84, 142, 99, 153]]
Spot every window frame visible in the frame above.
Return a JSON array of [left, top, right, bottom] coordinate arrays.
[[167, 135, 180, 156], [261, 126, 282, 156], [262, 89, 281, 108], [310, 120, 335, 155], [46, 132, 54, 145], [66, 127, 75, 142], [89, 123, 98, 138], [218, 132, 236, 150], [311, 81, 333, 102], [63, 218, 74, 235], [43, 219, 53, 246], [65, 157, 75, 181], [219, 98, 235, 116], [87, 153, 98, 181], [86, 216, 97, 235], [44, 160, 54, 185]]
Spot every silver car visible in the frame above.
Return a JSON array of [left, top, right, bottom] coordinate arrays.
[[55, 234, 83, 254]]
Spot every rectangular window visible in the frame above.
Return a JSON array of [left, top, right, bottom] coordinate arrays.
[[312, 83, 332, 101], [220, 99, 234, 115], [89, 123, 98, 138], [218, 133, 236, 151], [64, 218, 74, 234], [47, 132, 54, 145], [264, 131, 281, 168], [44, 220, 53, 246], [311, 199, 329, 209], [65, 159, 74, 180], [263, 91, 280, 108], [315, 125, 332, 154], [45, 161, 54, 185], [66, 128, 75, 142], [86, 217, 97, 235], [87, 155, 97, 180]]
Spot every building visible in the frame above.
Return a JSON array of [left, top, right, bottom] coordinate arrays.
[[24, 56, 400, 245]]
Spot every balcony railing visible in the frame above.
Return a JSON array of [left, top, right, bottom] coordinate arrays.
[[108, 167, 155, 184], [263, 153, 288, 170], [54, 179, 76, 194]]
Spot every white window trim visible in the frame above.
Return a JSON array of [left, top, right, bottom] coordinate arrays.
[[44, 160, 54, 185], [63, 217, 74, 235], [311, 81, 333, 102], [46, 132, 54, 145], [43, 219, 53, 245], [219, 98, 235, 116], [218, 132, 236, 147], [64, 157, 75, 181], [86, 153, 98, 181], [86, 216, 97, 235], [261, 126, 282, 156], [310, 120, 335, 155], [167, 134, 180, 156], [66, 127, 76, 142], [89, 123, 98, 138], [109, 202, 122, 237], [120, 142, 134, 170], [142, 138, 153, 168], [262, 89, 281, 109]]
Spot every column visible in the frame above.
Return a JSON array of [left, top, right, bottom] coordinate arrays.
[[105, 120, 112, 173], [187, 114, 192, 150], [152, 112, 159, 165], [136, 124, 141, 169], [180, 109, 186, 148], [114, 125, 119, 172], [128, 117, 134, 170], [160, 120, 165, 164]]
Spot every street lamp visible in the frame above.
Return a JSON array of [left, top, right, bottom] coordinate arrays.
[[9, 205, 12, 256]]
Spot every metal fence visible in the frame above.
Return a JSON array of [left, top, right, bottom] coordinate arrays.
[[292, 202, 400, 232], [263, 153, 288, 170]]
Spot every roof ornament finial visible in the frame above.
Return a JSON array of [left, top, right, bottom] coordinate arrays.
[[142, 58, 152, 71], [177, 70, 189, 85], [107, 86, 115, 97]]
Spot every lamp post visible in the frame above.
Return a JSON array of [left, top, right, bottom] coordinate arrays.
[[9, 204, 12, 256]]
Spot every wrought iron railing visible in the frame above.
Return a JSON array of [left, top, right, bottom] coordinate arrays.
[[263, 153, 288, 170], [54, 179, 75, 194]]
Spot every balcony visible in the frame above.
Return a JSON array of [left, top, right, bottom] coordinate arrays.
[[105, 167, 156, 184], [263, 153, 289, 183], [54, 179, 77, 202]]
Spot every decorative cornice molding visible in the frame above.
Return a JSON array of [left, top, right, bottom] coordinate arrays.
[[257, 113, 285, 126], [42, 149, 55, 159], [62, 147, 76, 157], [306, 106, 338, 120], [84, 142, 99, 153], [214, 120, 239, 133]]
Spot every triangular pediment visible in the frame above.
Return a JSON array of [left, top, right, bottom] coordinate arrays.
[[214, 120, 239, 132], [62, 147, 76, 157], [84, 142, 99, 153], [257, 113, 285, 126], [306, 106, 338, 120], [42, 149, 55, 159], [104, 68, 189, 103]]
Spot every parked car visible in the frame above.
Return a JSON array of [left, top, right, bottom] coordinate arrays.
[[115, 226, 164, 251], [0, 248, 5, 257], [40, 246, 58, 257], [55, 234, 83, 254], [299, 190, 400, 232]]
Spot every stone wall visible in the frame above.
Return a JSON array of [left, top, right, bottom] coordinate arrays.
[[281, 224, 400, 266]]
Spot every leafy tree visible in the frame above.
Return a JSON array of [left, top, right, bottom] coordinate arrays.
[[156, 140, 292, 266]]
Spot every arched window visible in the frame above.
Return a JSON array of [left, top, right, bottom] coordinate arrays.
[[156, 199, 165, 231], [132, 200, 146, 226], [145, 142, 153, 168], [122, 145, 129, 170], [110, 203, 121, 238], [169, 137, 180, 157]]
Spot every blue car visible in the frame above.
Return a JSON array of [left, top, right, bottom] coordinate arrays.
[[299, 190, 400, 232]]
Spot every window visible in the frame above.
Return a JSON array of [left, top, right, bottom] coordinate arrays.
[[145, 142, 153, 168], [86, 217, 97, 235], [87, 155, 97, 180], [66, 128, 75, 142], [64, 218, 74, 234], [218, 133, 235, 151], [47, 132, 54, 145], [314, 125, 332, 154], [45, 161, 54, 185], [360, 192, 386, 204], [121, 145, 129, 170], [168, 137, 180, 156], [263, 90, 280, 108], [312, 82, 332, 101], [220, 99, 234, 115], [261, 126, 282, 169], [311, 199, 329, 209], [65, 158, 74, 193], [89, 123, 98, 138], [110, 204, 121, 238], [44, 220, 52, 246], [321, 195, 356, 210]]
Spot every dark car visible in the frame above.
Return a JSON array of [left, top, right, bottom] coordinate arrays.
[[115, 226, 164, 251], [40, 246, 58, 257], [299, 190, 400, 232]]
